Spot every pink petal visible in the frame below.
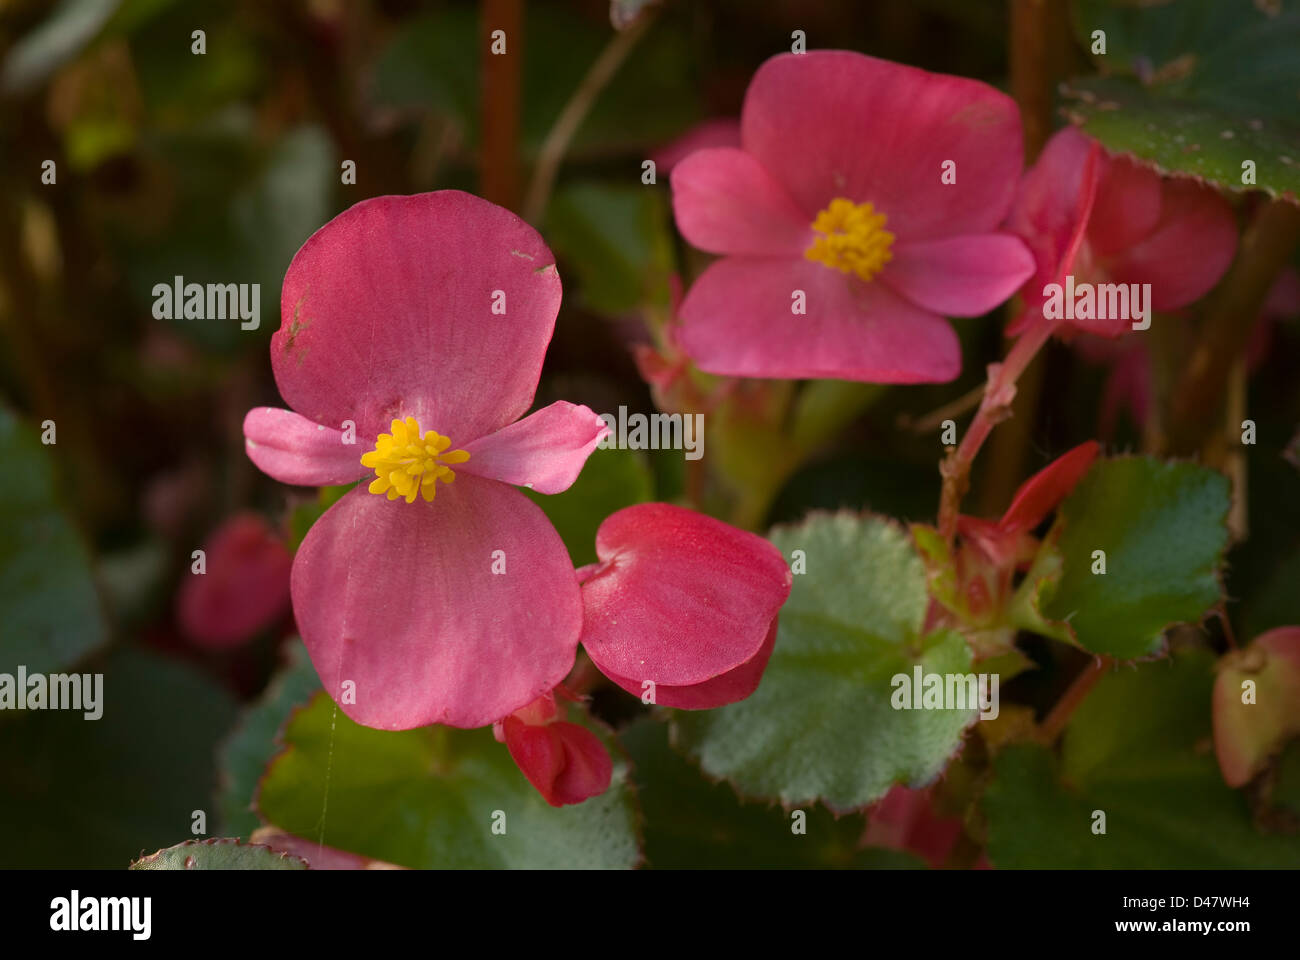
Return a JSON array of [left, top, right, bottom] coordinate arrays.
[[176, 513, 292, 648], [741, 51, 1023, 240], [884, 234, 1035, 317], [997, 440, 1100, 536], [651, 118, 742, 174], [580, 504, 791, 688], [1006, 127, 1102, 316], [595, 618, 778, 709], [243, 407, 367, 487], [459, 401, 608, 495], [501, 716, 613, 807], [678, 255, 961, 382], [272, 191, 562, 447], [670, 148, 811, 256], [1107, 178, 1237, 311], [292, 477, 582, 730], [1087, 154, 1162, 259]]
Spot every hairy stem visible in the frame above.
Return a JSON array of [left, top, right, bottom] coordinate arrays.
[[938, 316, 1060, 537]]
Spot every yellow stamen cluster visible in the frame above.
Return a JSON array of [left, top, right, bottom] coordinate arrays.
[[361, 417, 470, 504], [804, 197, 895, 283]]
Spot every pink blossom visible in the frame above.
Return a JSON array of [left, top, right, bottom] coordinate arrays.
[[1006, 126, 1238, 338], [492, 691, 612, 807], [176, 512, 291, 648], [243, 191, 608, 730], [670, 51, 1034, 383], [577, 503, 791, 708]]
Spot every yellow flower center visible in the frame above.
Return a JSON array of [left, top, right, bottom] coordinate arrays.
[[804, 197, 895, 283], [360, 416, 470, 504]]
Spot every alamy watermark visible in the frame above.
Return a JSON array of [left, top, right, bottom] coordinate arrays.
[[151, 275, 260, 330], [597, 406, 704, 460], [0, 667, 102, 719], [890, 666, 999, 720]]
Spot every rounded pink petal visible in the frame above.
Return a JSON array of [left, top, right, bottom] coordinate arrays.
[[273, 191, 562, 446], [459, 401, 608, 495], [884, 234, 1035, 317], [501, 716, 612, 807], [177, 513, 292, 648], [243, 407, 368, 487], [596, 618, 778, 709], [1087, 154, 1162, 259], [678, 255, 961, 382], [580, 503, 791, 688], [742, 51, 1023, 240], [1107, 178, 1238, 311], [670, 147, 811, 256], [292, 477, 582, 730]]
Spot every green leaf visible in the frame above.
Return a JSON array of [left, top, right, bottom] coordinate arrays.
[[0, 408, 107, 673], [131, 838, 307, 870], [0, 647, 237, 868], [623, 719, 922, 868], [525, 445, 653, 567], [673, 513, 975, 811], [258, 693, 641, 869], [1014, 457, 1230, 659], [984, 649, 1300, 867], [1064, 0, 1300, 197], [216, 643, 321, 836], [545, 183, 675, 313]]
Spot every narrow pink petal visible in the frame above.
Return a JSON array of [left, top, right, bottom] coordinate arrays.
[[243, 407, 367, 487], [1006, 126, 1102, 311], [596, 618, 778, 709], [678, 256, 961, 383], [1087, 154, 1162, 258], [580, 504, 791, 688], [273, 191, 562, 447], [742, 51, 1023, 240], [997, 440, 1100, 535], [293, 477, 582, 730], [670, 148, 812, 256], [1107, 178, 1237, 311], [459, 401, 608, 495], [884, 234, 1035, 317]]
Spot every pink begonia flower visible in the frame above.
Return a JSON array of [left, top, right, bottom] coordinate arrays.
[[492, 691, 612, 807], [491, 504, 791, 805], [577, 503, 792, 708], [176, 512, 292, 648], [1006, 126, 1238, 338], [670, 50, 1035, 383], [243, 191, 609, 730], [651, 118, 741, 175], [1213, 626, 1300, 788]]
